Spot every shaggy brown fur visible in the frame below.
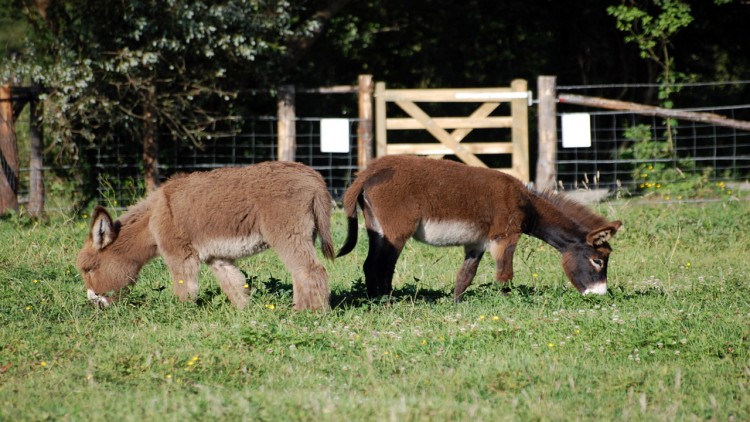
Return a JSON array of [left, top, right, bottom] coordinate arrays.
[[77, 161, 335, 311], [337, 155, 622, 300]]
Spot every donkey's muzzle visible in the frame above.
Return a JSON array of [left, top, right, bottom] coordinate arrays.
[[87, 289, 112, 308], [582, 282, 607, 295]]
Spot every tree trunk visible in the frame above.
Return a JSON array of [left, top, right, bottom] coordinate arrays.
[[143, 87, 159, 193], [0, 85, 19, 214]]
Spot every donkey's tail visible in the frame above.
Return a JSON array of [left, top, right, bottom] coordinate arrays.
[[313, 189, 336, 261], [337, 176, 364, 257]]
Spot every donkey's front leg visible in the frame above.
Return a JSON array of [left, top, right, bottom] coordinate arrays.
[[490, 233, 520, 283], [164, 253, 201, 302], [453, 245, 485, 302]]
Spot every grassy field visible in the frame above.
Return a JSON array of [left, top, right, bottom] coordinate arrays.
[[1, 198, 749, 421]]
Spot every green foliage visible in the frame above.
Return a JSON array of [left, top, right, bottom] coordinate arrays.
[[608, 0, 695, 156], [619, 123, 728, 198], [607, 0, 694, 65], [0, 0, 29, 62], [1, 202, 750, 420], [1, 0, 319, 159]]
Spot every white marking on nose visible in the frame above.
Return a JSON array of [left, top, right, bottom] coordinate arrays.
[[583, 283, 607, 295], [87, 289, 110, 307]]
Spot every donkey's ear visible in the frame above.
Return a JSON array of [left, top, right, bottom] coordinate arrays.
[[586, 220, 623, 246], [90, 206, 119, 250]]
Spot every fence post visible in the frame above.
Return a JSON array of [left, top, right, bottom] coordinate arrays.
[[510, 79, 529, 183], [375, 82, 387, 158], [277, 85, 296, 162], [357, 74, 374, 170], [0, 85, 19, 214], [536, 75, 557, 191], [28, 88, 44, 218]]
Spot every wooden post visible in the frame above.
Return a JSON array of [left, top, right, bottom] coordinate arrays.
[[558, 93, 750, 131], [375, 82, 387, 158], [357, 74, 374, 170], [536, 76, 557, 191], [0, 85, 19, 214], [277, 85, 296, 162], [510, 79, 529, 183], [28, 91, 45, 218]]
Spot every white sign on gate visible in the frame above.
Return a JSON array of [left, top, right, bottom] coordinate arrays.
[[562, 113, 592, 148], [320, 118, 350, 153]]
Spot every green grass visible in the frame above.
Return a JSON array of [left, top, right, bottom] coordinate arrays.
[[1, 199, 749, 421]]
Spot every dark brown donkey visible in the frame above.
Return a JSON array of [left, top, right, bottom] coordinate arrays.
[[337, 155, 622, 300], [77, 161, 335, 311]]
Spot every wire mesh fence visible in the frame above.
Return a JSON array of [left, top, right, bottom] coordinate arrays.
[[18, 116, 359, 209], [554, 83, 750, 196], [555, 109, 750, 190], [13, 81, 750, 211]]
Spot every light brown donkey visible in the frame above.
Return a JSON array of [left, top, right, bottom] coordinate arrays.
[[77, 161, 334, 310], [337, 155, 622, 300]]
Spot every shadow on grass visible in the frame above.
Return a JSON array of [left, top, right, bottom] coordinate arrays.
[[330, 278, 452, 309], [459, 281, 544, 301], [197, 275, 294, 307], [609, 285, 668, 300], [182, 273, 669, 310]]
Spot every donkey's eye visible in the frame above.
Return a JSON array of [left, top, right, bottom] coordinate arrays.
[[590, 258, 604, 271]]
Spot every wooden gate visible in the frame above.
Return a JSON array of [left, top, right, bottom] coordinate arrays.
[[375, 79, 530, 182]]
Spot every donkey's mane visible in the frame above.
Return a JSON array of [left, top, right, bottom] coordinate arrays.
[[531, 189, 609, 230], [117, 196, 153, 227]]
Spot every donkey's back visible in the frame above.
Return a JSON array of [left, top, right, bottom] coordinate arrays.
[[154, 161, 335, 261]]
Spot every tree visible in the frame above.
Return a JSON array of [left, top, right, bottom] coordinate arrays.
[[4, 0, 349, 192]]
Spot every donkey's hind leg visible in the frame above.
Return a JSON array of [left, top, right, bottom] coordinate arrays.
[[454, 245, 485, 302], [273, 238, 330, 311], [363, 230, 404, 298], [209, 259, 250, 309]]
